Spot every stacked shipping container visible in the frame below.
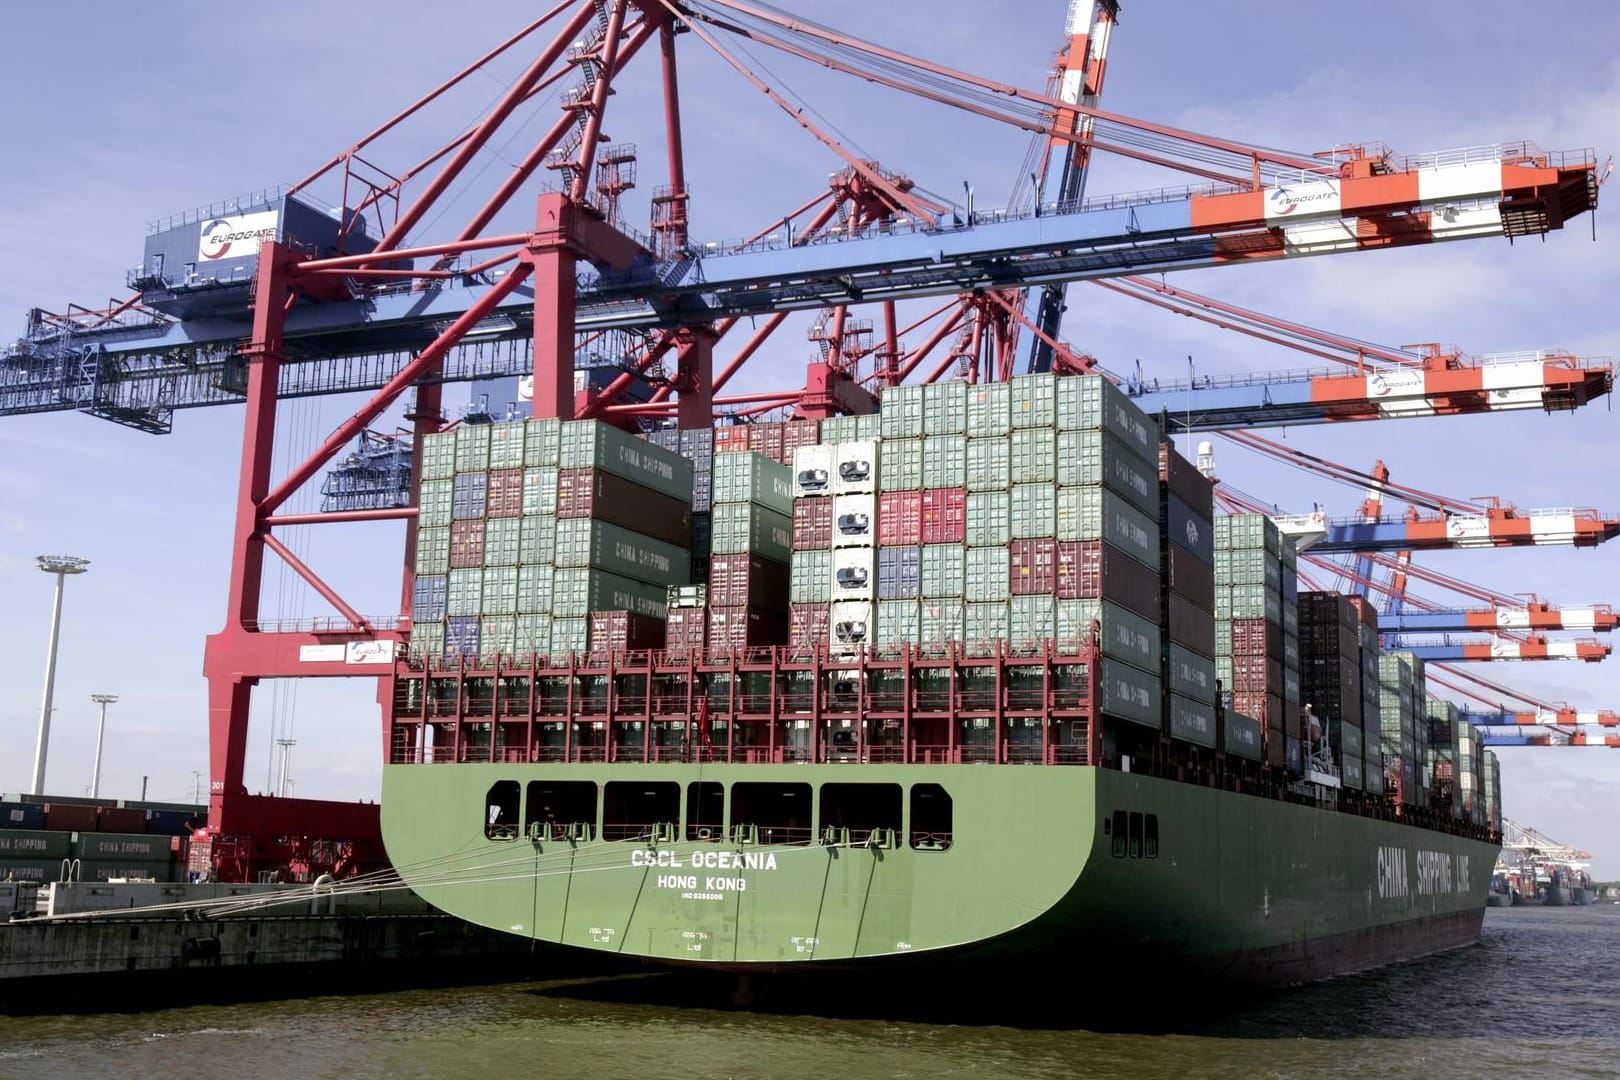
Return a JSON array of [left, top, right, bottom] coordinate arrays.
[[1159, 440, 1219, 752], [1213, 514, 1299, 769], [709, 452, 793, 650], [1297, 592, 1367, 790]]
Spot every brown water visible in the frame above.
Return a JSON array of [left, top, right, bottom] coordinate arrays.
[[3, 906, 1617, 1080]]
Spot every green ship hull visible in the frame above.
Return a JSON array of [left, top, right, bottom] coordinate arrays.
[[381, 763, 1498, 987]]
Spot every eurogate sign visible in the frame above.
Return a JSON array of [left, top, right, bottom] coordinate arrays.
[[198, 209, 279, 261]]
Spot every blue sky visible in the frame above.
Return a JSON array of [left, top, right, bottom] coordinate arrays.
[[2, 1, 1617, 873]]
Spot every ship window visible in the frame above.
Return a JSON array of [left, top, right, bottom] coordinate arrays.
[[525, 780, 597, 841], [483, 780, 520, 841], [1145, 815, 1159, 859], [731, 782, 814, 846], [909, 783, 952, 851], [687, 782, 724, 842], [604, 781, 680, 842], [1128, 812, 1143, 859], [819, 783, 901, 848], [1111, 811, 1127, 858]]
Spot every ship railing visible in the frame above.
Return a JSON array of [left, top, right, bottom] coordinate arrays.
[[910, 831, 953, 851]]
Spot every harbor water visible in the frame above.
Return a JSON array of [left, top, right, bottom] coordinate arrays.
[[2, 905, 1617, 1079]]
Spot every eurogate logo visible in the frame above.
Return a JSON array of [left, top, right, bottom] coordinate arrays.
[[197, 209, 279, 261], [1264, 180, 1339, 219]]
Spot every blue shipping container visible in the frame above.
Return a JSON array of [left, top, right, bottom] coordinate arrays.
[[452, 472, 488, 520], [878, 547, 922, 599], [1164, 493, 1214, 567], [445, 616, 482, 658], [414, 575, 448, 622], [691, 513, 712, 556], [145, 809, 200, 836], [0, 802, 46, 830]]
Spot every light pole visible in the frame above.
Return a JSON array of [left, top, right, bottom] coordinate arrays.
[[90, 693, 119, 799], [32, 555, 90, 796]]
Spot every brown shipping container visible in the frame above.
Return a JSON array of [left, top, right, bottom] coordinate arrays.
[[708, 553, 790, 610], [920, 488, 967, 545], [1165, 592, 1215, 658], [589, 610, 666, 652], [1009, 538, 1059, 596], [781, 420, 820, 459], [1348, 595, 1380, 633], [664, 607, 708, 660], [1055, 540, 1160, 619], [709, 605, 786, 651], [789, 603, 831, 650], [1158, 442, 1215, 517], [747, 422, 785, 463], [1163, 544, 1215, 608], [450, 518, 486, 569], [1264, 725, 1287, 766], [792, 497, 833, 550], [557, 469, 692, 548], [716, 426, 751, 454], [97, 807, 147, 834], [878, 492, 922, 547], [486, 468, 525, 517], [1230, 617, 1287, 659], [45, 803, 101, 832]]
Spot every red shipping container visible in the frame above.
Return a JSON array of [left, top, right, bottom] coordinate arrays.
[[920, 488, 966, 545], [486, 468, 525, 517], [556, 469, 692, 548], [589, 610, 666, 652], [45, 803, 101, 832], [747, 422, 784, 463], [1158, 441, 1215, 517], [708, 553, 790, 609], [1055, 541, 1161, 619], [789, 603, 830, 650], [1348, 595, 1381, 633], [664, 608, 708, 660], [1165, 592, 1215, 656], [792, 497, 832, 549], [1009, 538, 1058, 595], [878, 491, 922, 547], [1164, 544, 1214, 608], [781, 420, 820, 461], [708, 605, 786, 651], [715, 426, 751, 454], [450, 518, 486, 569], [97, 807, 147, 833]]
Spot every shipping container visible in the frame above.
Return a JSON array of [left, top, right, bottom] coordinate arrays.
[[1169, 695, 1217, 748], [790, 548, 833, 604], [964, 437, 1010, 492], [664, 608, 707, 660], [551, 568, 669, 619], [877, 546, 922, 600], [792, 444, 834, 497], [1055, 428, 1161, 521], [965, 381, 1012, 437], [73, 832, 175, 861], [1163, 494, 1215, 567], [451, 471, 488, 520], [554, 518, 691, 587], [833, 493, 879, 547], [1056, 600, 1160, 669], [829, 600, 874, 649], [1157, 441, 1214, 517], [486, 468, 524, 517], [1054, 540, 1161, 618], [1010, 594, 1056, 644], [715, 425, 751, 454], [556, 469, 692, 548], [445, 615, 482, 658], [515, 613, 552, 657], [455, 423, 491, 472], [488, 421, 526, 469], [523, 418, 561, 469], [449, 518, 485, 569], [1098, 657, 1162, 729], [965, 491, 1010, 548], [964, 601, 1009, 646], [1009, 537, 1059, 595], [877, 599, 921, 643], [792, 495, 834, 549], [746, 421, 785, 464], [520, 467, 559, 516], [789, 603, 830, 651], [964, 546, 1009, 603], [919, 599, 965, 643], [711, 502, 793, 563], [1009, 427, 1055, 484], [414, 525, 450, 576], [877, 491, 921, 547], [480, 516, 520, 567], [481, 566, 519, 615], [708, 553, 790, 610], [419, 479, 454, 528], [922, 434, 966, 489], [1224, 712, 1263, 760], [1011, 372, 1058, 429], [877, 438, 923, 492], [919, 544, 966, 599], [1010, 482, 1057, 539], [411, 620, 446, 660], [447, 568, 483, 616], [420, 431, 457, 481], [519, 514, 556, 566], [1167, 644, 1217, 703], [920, 487, 967, 545], [923, 379, 966, 435], [0, 828, 70, 859], [560, 420, 694, 501], [1055, 486, 1158, 568], [588, 610, 666, 652], [1055, 375, 1157, 461], [832, 440, 878, 494], [831, 547, 877, 601], [1166, 593, 1216, 657], [1163, 544, 1215, 608], [781, 419, 819, 460], [0, 803, 46, 831], [413, 575, 448, 622], [713, 452, 792, 513], [549, 617, 589, 656]]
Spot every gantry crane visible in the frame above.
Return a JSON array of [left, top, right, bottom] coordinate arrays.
[[2, 1, 1606, 877]]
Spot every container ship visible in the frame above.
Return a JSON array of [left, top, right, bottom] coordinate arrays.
[[379, 372, 1504, 987]]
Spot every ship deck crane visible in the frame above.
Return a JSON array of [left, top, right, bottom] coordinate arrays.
[[3, 1, 1604, 878]]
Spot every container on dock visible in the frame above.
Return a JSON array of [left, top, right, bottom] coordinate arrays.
[[556, 469, 692, 548], [588, 610, 666, 652], [559, 419, 694, 500]]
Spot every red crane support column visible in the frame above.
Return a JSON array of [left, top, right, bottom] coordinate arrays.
[[675, 325, 716, 429]]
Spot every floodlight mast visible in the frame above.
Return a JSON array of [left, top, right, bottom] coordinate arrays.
[[32, 555, 90, 796]]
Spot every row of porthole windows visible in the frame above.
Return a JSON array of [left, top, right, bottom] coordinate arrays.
[[1104, 810, 1159, 859]]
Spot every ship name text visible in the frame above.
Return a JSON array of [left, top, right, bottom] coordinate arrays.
[[1377, 846, 1472, 899]]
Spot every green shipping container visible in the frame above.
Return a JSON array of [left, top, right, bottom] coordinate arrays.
[[1054, 429, 1161, 522], [553, 518, 691, 586], [1098, 657, 1162, 729], [1010, 427, 1055, 485], [521, 468, 559, 516], [1225, 712, 1263, 760], [964, 546, 1008, 602], [479, 615, 517, 660], [711, 503, 792, 563], [963, 601, 1008, 646], [1010, 483, 1057, 540], [965, 381, 1011, 437], [1054, 375, 1158, 463], [879, 383, 925, 439], [559, 420, 694, 501], [1011, 372, 1058, 429], [483, 516, 522, 567], [516, 613, 553, 657], [1168, 694, 1217, 748], [919, 599, 964, 643], [488, 421, 526, 469], [1055, 487, 1158, 567], [0, 828, 70, 860], [791, 549, 832, 604], [420, 432, 457, 481], [923, 380, 966, 435], [518, 565, 554, 614], [447, 568, 483, 617], [879, 438, 924, 492], [410, 620, 445, 660], [419, 479, 454, 528], [877, 600, 920, 644], [519, 514, 556, 566], [965, 491, 1010, 548], [1167, 643, 1217, 704], [922, 433, 966, 489], [482, 566, 519, 614], [523, 418, 561, 469], [1056, 600, 1160, 670], [964, 437, 1010, 492], [713, 452, 792, 514], [551, 617, 588, 656], [1010, 594, 1055, 643], [455, 424, 491, 473], [919, 544, 965, 599], [415, 526, 450, 575], [551, 568, 669, 619]]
